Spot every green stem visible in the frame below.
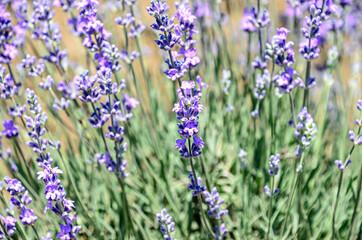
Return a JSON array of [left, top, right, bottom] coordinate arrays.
[[347, 164, 362, 239], [31, 225, 41, 240], [267, 176, 275, 239], [281, 153, 303, 237], [332, 171, 343, 239]]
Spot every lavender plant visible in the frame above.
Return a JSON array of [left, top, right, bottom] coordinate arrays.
[[0, 0, 360, 239]]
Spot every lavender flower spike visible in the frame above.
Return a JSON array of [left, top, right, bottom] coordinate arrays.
[[156, 209, 176, 240]]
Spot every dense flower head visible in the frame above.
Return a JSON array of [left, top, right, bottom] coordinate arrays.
[[1, 120, 19, 138], [203, 187, 229, 220], [248, 9, 270, 29], [214, 223, 228, 240], [156, 208, 176, 240], [19, 209, 38, 226], [268, 154, 280, 175], [275, 68, 304, 94], [241, 7, 257, 32], [299, 3, 329, 60], [294, 107, 317, 156], [0, 215, 17, 237], [23, 88, 81, 238], [74, 70, 101, 103], [30, 0, 68, 66], [188, 173, 206, 196], [0, 6, 18, 64], [265, 28, 295, 67], [252, 56, 267, 70], [0, 66, 20, 99], [254, 70, 270, 100], [4, 176, 25, 195], [173, 79, 207, 158]]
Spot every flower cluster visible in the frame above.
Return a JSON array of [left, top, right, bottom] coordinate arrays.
[[348, 99, 362, 145], [293, 107, 317, 156], [77, 0, 121, 71], [0, 65, 20, 99], [335, 100, 362, 171], [202, 187, 228, 239], [187, 173, 206, 196], [3, 177, 38, 226], [267, 154, 280, 176], [173, 80, 207, 158], [0, 215, 17, 239], [254, 70, 270, 100], [264, 154, 281, 197], [74, 68, 138, 178], [2, 120, 19, 139], [238, 148, 247, 168], [203, 187, 229, 219], [0, 6, 18, 64], [299, 4, 329, 60], [156, 209, 176, 240], [24, 89, 81, 239], [240, 7, 270, 33], [30, 0, 67, 66], [275, 67, 304, 94], [147, 1, 200, 81], [265, 28, 295, 67]]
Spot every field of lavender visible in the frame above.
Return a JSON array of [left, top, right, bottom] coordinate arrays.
[[0, 0, 361, 239]]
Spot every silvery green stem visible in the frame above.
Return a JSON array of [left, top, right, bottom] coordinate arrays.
[[281, 153, 304, 237], [332, 171, 343, 239], [267, 176, 275, 240], [347, 164, 362, 239]]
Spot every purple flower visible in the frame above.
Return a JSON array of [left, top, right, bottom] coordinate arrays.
[[294, 107, 317, 155], [19, 209, 38, 225], [214, 223, 228, 240], [241, 7, 257, 32], [4, 176, 25, 195], [357, 99, 362, 111], [182, 48, 200, 68], [268, 154, 280, 176], [275, 68, 304, 94], [188, 173, 206, 196], [264, 186, 279, 196], [1, 120, 19, 138], [155, 209, 175, 240], [348, 130, 355, 143], [203, 187, 229, 220], [123, 93, 140, 111], [0, 215, 16, 236], [265, 28, 295, 67], [334, 160, 344, 171], [146, 1, 168, 16]]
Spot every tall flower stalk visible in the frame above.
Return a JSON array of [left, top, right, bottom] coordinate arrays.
[[332, 100, 361, 239], [264, 154, 280, 239]]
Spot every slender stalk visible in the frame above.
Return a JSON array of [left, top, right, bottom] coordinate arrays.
[[269, 62, 275, 153], [31, 225, 41, 240], [332, 133, 359, 239], [303, 61, 311, 107], [288, 93, 297, 126], [332, 171, 343, 239], [281, 153, 303, 237], [187, 139, 215, 237], [267, 176, 275, 240], [347, 164, 362, 239]]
